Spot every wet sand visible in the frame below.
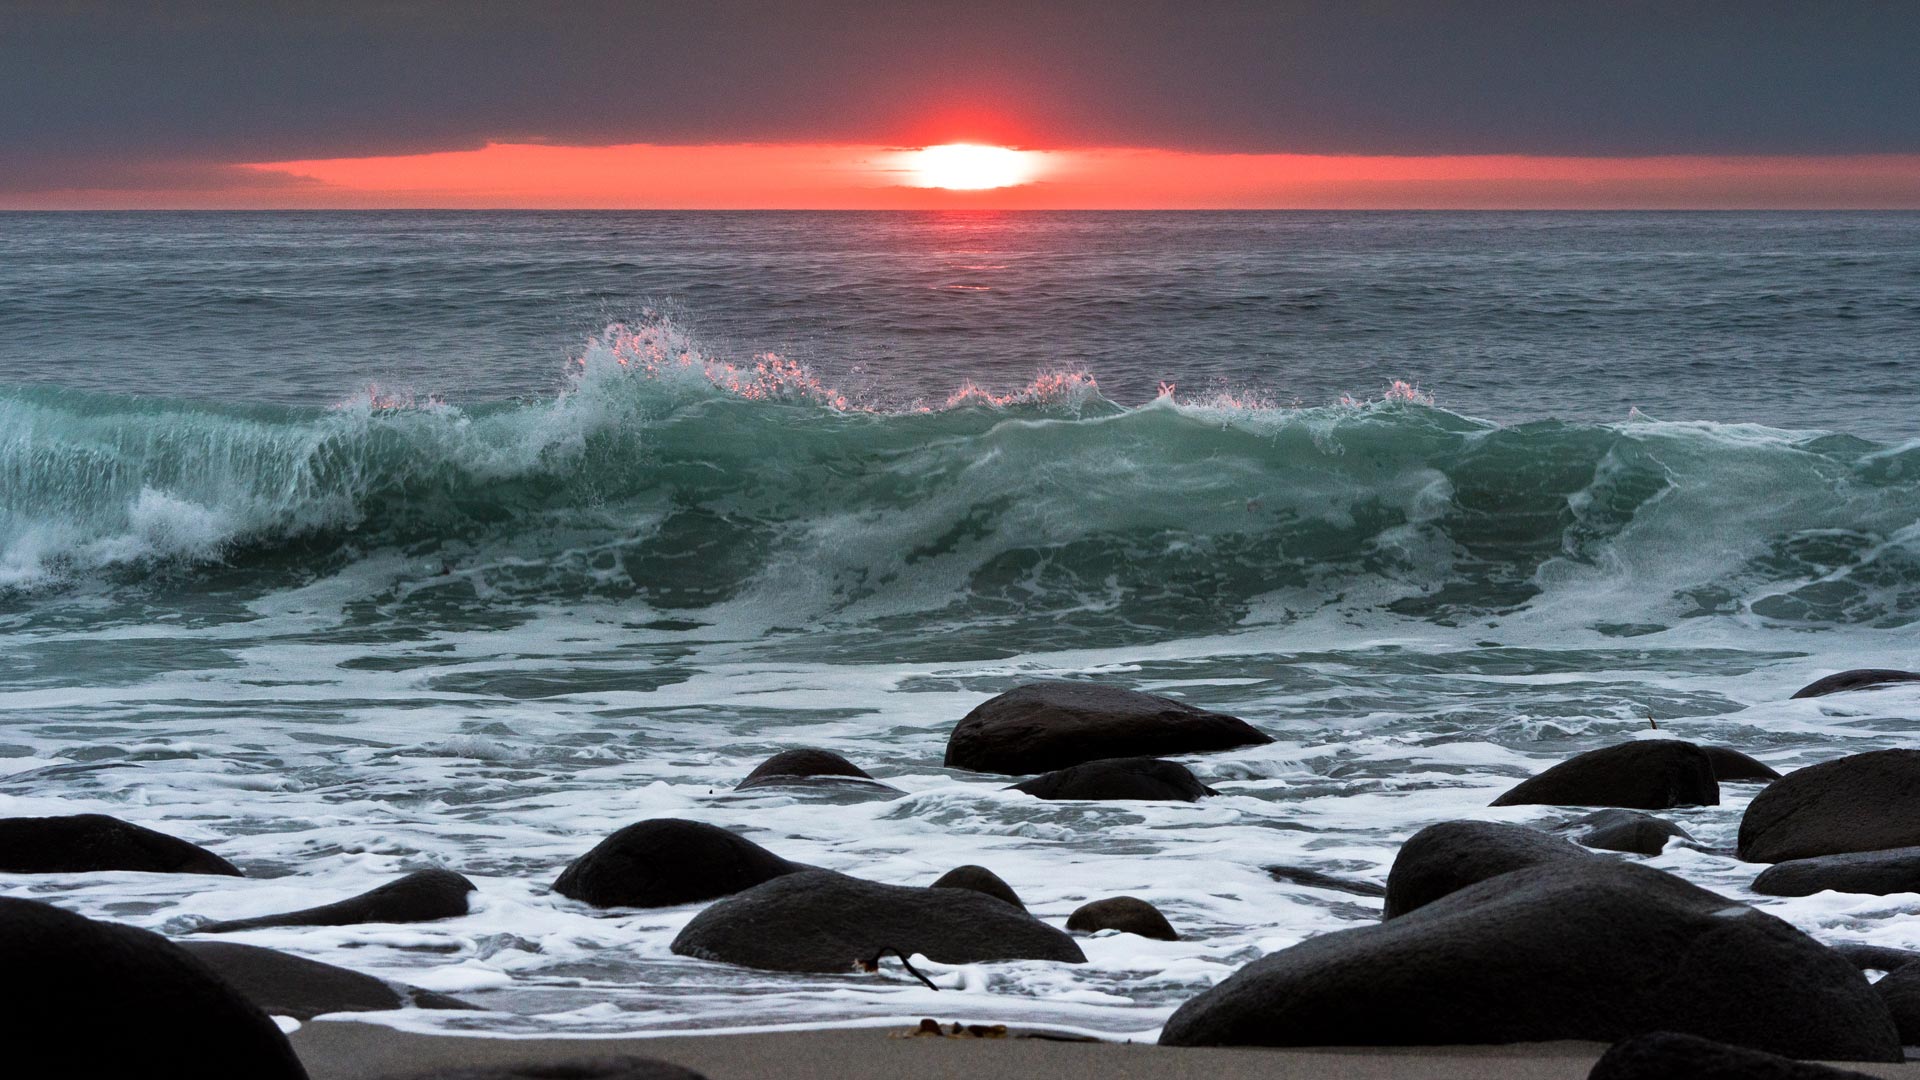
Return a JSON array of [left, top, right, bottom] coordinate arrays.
[[290, 1021, 1920, 1080]]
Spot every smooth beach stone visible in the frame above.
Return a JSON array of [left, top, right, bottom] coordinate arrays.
[[1790, 669, 1920, 699], [1264, 865, 1388, 898], [1383, 820, 1594, 918], [181, 941, 475, 1019], [197, 868, 476, 933], [943, 682, 1271, 775], [0, 897, 307, 1078], [1703, 745, 1782, 782], [1157, 860, 1899, 1060], [553, 819, 801, 909], [1490, 740, 1719, 810], [377, 1059, 708, 1080], [669, 869, 1086, 972], [930, 864, 1025, 909], [1066, 896, 1178, 940], [1738, 749, 1920, 863], [1873, 963, 1920, 1044], [1753, 846, 1920, 897], [0, 812, 241, 876], [1556, 808, 1694, 856], [1832, 944, 1920, 974], [1589, 1031, 1881, 1080], [734, 748, 893, 792], [1009, 756, 1216, 802]]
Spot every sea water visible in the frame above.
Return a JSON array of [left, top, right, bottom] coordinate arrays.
[[2, 210, 1919, 1035]]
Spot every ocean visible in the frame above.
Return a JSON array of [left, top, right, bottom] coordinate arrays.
[[3, 210, 1920, 1035]]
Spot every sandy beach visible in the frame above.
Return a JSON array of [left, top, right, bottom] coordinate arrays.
[[291, 1021, 1920, 1080]]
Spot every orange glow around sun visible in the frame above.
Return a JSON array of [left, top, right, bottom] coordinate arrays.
[[905, 144, 1040, 189]]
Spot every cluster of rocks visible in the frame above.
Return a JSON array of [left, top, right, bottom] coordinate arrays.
[[7, 669, 1920, 1073]]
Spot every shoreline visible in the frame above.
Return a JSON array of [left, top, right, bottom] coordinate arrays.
[[291, 1020, 1920, 1080]]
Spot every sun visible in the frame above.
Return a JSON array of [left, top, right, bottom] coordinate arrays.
[[907, 144, 1038, 190]]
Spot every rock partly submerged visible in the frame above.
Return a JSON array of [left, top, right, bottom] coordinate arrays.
[[1702, 745, 1782, 782], [1739, 749, 1920, 863], [1790, 669, 1920, 699], [1490, 740, 1719, 810], [734, 748, 895, 793], [196, 868, 476, 933], [1066, 896, 1179, 940], [1009, 756, 1216, 802], [553, 819, 802, 909], [181, 940, 475, 1019], [0, 897, 307, 1078], [0, 812, 241, 876], [929, 865, 1025, 909], [1264, 865, 1388, 899], [1383, 820, 1593, 919], [944, 682, 1270, 775], [1753, 846, 1920, 897], [1555, 808, 1694, 856], [670, 869, 1085, 972], [1159, 860, 1899, 1061]]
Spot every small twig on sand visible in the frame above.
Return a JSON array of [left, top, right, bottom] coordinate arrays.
[[859, 947, 940, 991]]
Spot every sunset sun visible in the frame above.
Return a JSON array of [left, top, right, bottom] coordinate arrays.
[[907, 143, 1039, 190]]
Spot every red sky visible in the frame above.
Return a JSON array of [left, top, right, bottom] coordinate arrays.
[[13, 142, 1920, 210]]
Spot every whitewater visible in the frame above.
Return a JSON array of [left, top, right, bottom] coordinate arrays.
[[3, 210, 1919, 1037]]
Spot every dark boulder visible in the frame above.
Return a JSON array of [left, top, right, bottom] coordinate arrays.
[[1589, 1031, 1880, 1080], [944, 682, 1270, 775], [0, 812, 240, 876], [181, 941, 474, 1019], [1010, 756, 1216, 802], [1556, 809, 1694, 856], [1264, 865, 1387, 898], [378, 1060, 708, 1080], [1491, 740, 1719, 810], [0, 897, 306, 1078], [1791, 669, 1920, 699], [930, 865, 1024, 909], [735, 748, 892, 792], [1158, 860, 1899, 1060], [197, 868, 475, 933], [1739, 749, 1920, 863], [1384, 820, 1594, 918], [1753, 846, 1920, 897], [1704, 745, 1782, 782], [1873, 962, 1920, 1044], [670, 869, 1086, 972], [553, 819, 801, 909], [1832, 944, 1920, 973], [1066, 896, 1178, 940]]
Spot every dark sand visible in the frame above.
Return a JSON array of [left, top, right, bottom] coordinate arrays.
[[292, 1021, 1920, 1079]]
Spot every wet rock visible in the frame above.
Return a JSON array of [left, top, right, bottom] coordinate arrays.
[[1491, 740, 1719, 810], [1157, 860, 1898, 1061], [1066, 896, 1178, 940], [1752, 846, 1920, 897], [197, 869, 476, 933], [930, 865, 1024, 909], [1874, 962, 1920, 1044], [0, 812, 241, 876], [1739, 749, 1920, 863], [378, 1059, 708, 1080], [1264, 865, 1387, 898], [181, 941, 476, 1019], [1703, 745, 1782, 782], [944, 682, 1270, 775], [670, 869, 1086, 972], [0, 897, 306, 1078], [1791, 669, 1920, 699], [553, 819, 801, 909], [734, 748, 893, 792], [1384, 820, 1594, 918], [1590, 1031, 1880, 1080], [1556, 809, 1694, 856], [1832, 944, 1920, 973], [1010, 756, 1216, 802]]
